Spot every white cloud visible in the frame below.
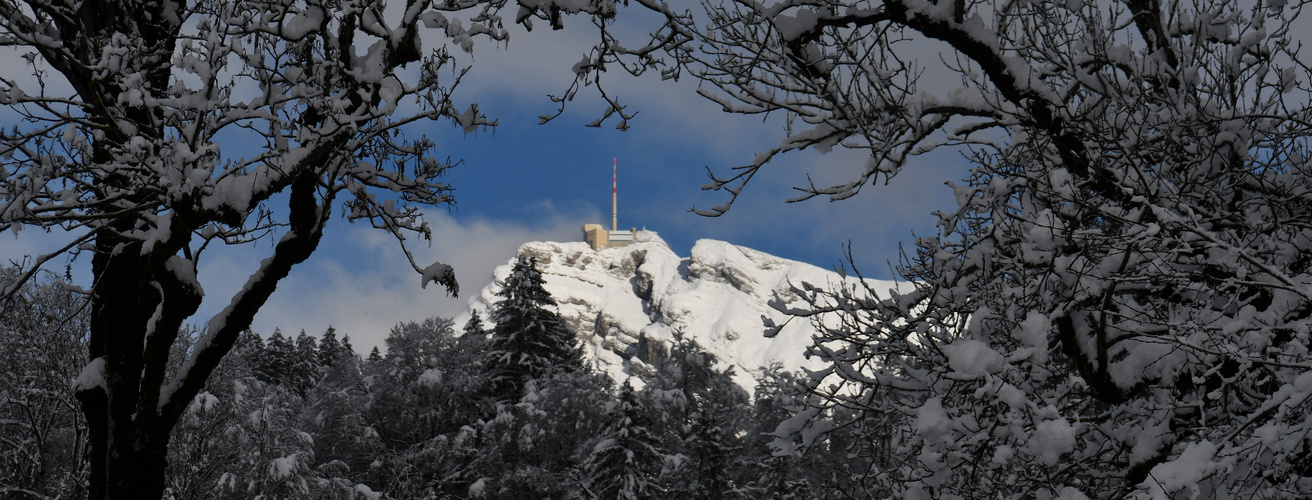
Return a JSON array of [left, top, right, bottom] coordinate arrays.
[[1, 204, 598, 355], [192, 205, 600, 353]]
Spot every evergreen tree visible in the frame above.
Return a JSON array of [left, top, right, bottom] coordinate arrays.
[[367, 346, 383, 363], [652, 333, 723, 410], [295, 329, 318, 352], [318, 327, 346, 367], [303, 349, 378, 480], [741, 366, 819, 500], [485, 255, 580, 400], [235, 330, 266, 359], [341, 334, 357, 358], [257, 329, 295, 386], [576, 381, 663, 500], [746, 456, 814, 500], [673, 395, 744, 500], [167, 326, 375, 499], [475, 371, 613, 499], [290, 330, 321, 394], [644, 336, 750, 500], [463, 310, 487, 338]]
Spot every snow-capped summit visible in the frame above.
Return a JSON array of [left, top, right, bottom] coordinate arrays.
[[460, 231, 898, 391]]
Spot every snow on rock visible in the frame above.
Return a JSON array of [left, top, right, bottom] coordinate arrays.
[[460, 231, 897, 392]]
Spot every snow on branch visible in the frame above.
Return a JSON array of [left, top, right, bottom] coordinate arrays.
[[0, 4, 505, 490], [555, 0, 1312, 496]]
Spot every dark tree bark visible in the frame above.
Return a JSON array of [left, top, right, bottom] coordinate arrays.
[[76, 172, 326, 498], [2, 0, 478, 497]]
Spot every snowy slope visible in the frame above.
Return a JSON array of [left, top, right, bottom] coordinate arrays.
[[459, 231, 899, 391]]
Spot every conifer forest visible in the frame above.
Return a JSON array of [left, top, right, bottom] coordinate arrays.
[[2, 258, 852, 499]]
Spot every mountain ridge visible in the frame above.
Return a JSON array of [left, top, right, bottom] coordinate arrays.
[[458, 231, 899, 391]]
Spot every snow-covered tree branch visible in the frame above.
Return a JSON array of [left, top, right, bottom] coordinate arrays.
[[0, 0, 512, 497], [549, 0, 1312, 497]]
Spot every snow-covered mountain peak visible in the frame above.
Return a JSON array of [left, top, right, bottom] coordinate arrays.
[[461, 231, 896, 391]]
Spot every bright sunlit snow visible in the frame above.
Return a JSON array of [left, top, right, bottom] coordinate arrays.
[[461, 231, 898, 391]]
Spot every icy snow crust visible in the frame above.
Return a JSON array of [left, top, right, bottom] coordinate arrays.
[[461, 231, 897, 391]]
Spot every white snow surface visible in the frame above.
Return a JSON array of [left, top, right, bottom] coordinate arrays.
[[915, 396, 950, 442], [1139, 440, 1221, 500], [459, 231, 897, 392], [72, 357, 107, 392], [1027, 416, 1077, 466], [270, 455, 298, 479], [467, 478, 487, 497], [942, 339, 1005, 377]]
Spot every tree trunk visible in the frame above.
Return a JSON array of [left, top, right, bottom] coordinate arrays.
[[79, 226, 170, 500], [75, 171, 329, 499], [104, 436, 171, 499]]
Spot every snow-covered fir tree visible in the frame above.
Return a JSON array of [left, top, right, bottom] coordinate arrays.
[[740, 367, 819, 499], [463, 311, 488, 338], [317, 327, 348, 368], [485, 255, 581, 400], [258, 329, 295, 388], [575, 380, 664, 500], [291, 330, 321, 394], [367, 317, 490, 449], [472, 370, 612, 498], [672, 395, 744, 500], [340, 335, 357, 359], [166, 329, 377, 499], [2, 268, 864, 499], [625, 336, 753, 499]]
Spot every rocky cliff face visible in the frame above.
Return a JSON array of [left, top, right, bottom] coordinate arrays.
[[460, 232, 897, 390]]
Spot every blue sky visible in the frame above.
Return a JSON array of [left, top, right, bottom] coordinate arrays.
[[0, 9, 965, 351]]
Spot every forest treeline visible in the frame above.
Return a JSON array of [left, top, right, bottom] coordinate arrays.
[[1, 256, 887, 499]]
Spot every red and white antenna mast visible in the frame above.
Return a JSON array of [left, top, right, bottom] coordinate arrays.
[[611, 157, 618, 232]]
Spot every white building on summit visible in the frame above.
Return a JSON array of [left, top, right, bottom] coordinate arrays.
[[583, 224, 636, 250], [583, 158, 636, 250]]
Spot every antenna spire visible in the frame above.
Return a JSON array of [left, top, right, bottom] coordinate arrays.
[[611, 158, 618, 232]]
